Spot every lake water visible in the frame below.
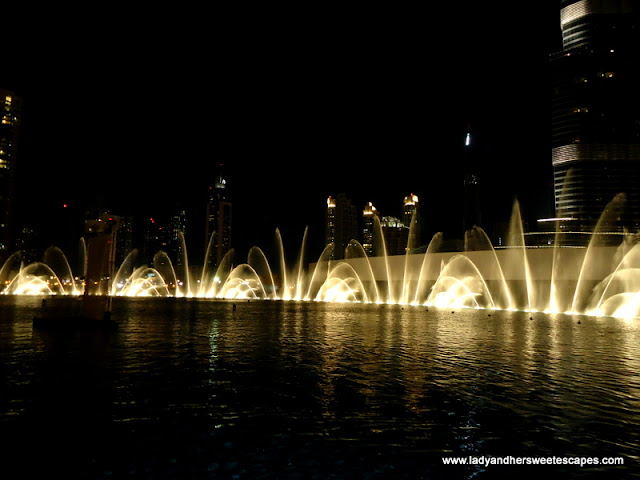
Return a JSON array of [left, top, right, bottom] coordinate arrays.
[[0, 296, 639, 479]]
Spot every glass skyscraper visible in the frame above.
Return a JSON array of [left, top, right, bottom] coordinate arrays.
[[0, 89, 21, 259], [551, 0, 640, 233]]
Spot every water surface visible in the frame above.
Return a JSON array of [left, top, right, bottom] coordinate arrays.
[[1, 296, 638, 478]]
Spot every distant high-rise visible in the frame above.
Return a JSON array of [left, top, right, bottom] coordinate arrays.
[[551, 1, 640, 232], [462, 126, 481, 233], [115, 215, 134, 268], [205, 164, 232, 267], [362, 202, 379, 256], [325, 194, 358, 260], [169, 208, 188, 266], [0, 89, 21, 259], [403, 193, 420, 250], [380, 216, 409, 256]]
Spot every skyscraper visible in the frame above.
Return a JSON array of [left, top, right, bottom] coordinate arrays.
[[325, 194, 357, 260], [380, 216, 409, 256], [403, 193, 420, 250], [462, 126, 481, 233], [551, 1, 640, 232], [0, 89, 21, 259], [362, 202, 379, 256], [205, 164, 232, 267]]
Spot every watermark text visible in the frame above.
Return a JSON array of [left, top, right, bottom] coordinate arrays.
[[442, 456, 624, 467]]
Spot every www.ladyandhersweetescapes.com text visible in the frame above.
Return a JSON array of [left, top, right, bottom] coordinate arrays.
[[442, 456, 624, 467]]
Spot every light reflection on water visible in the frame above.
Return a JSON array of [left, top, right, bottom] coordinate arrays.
[[0, 296, 639, 479]]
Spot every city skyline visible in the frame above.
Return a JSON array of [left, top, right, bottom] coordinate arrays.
[[1, 7, 639, 479], [3, 4, 561, 261]]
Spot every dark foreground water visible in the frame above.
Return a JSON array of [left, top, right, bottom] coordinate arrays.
[[1, 296, 639, 479]]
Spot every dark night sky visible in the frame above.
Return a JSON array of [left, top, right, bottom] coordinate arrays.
[[4, 4, 562, 261]]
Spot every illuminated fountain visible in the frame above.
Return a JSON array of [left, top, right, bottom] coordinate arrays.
[[2, 195, 640, 320]]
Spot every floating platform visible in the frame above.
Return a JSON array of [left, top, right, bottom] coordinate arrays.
[[33, 296, 117, 331]]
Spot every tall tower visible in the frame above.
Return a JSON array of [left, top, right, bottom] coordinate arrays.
[[551, 1, 640, 233], [380, 216, 410, 256], [462, 126, 481, 233], [325, 194, 357, 260], [205, 164, 232, 267], [403, 193, 420, 250], [0, 89, 21, 260], [362, 201, 379, 256]]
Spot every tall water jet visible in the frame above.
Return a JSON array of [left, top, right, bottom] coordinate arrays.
[[465, 226, 514, 309], [372, 215, 394, 303], [305, 243, 334, 301], [0, 251, 22, 293], [78, 238, 87, 280], [207, 249, 234, 298], [548, 170, 574, 313], [112, 249, 139, 296], [345, 239, 381, 303], [43, 246, 77, 294], [502, 199, 536, 310], [273, 227, 309, 300], [570, 193, 626, 313], [153, 251, 179, 296], [199, 230, 217, 297], [293, 227, 309, 300], [400, 211, 420, 305], [248, 246, 278, 299], [586, 235, 640, 317], [413, 232, 443, 305], [275, 228, 290, 300]]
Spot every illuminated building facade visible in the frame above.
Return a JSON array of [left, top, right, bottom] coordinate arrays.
[[0, 89, 20, 259], [115, 215, 134, 268], [362, 202, 380, 256], [325, 194, 357, 260], [205, 165, 232, 267], [403, 194, 420, 250], [380, 216, 409, 256], [551, 1, 640, 233], [169, 209, 187, 268]]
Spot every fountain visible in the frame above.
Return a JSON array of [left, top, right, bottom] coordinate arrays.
[[2, 196, 640, 320]]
